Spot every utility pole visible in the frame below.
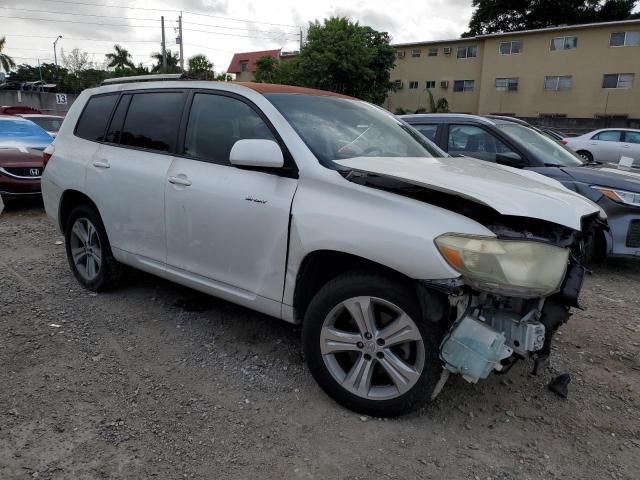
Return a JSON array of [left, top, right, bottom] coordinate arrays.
[[161, 16, 167, 73], [53, 35, 62, 66], [178, 13, 184, 73], [299, 27, 303, 52], [37, 59, 43, 81]]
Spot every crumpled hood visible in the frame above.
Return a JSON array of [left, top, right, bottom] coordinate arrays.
[[336, 156, 601, 231]]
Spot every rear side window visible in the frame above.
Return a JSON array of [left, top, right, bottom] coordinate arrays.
[[184, 93, 276, 164], [75, 94, 118, 142], [120, 92, 186, 153]]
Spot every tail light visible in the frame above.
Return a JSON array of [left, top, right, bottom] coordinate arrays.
[[560, 140, 568, 145], [43, 144, 55, 168]]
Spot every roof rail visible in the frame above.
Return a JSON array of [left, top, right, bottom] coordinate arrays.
[[101, 73, 192, 86]]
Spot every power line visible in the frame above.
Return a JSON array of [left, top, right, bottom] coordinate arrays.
[[4, 34, 159, 43], [29, 0, 300, 28], [0, 6, 159, 22], [182, 27, 292, 41], [0, 14, 159, 28]]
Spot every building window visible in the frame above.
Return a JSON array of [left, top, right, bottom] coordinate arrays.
[[457, 46, 478, 59], [495, 77, 519, 91], [240, 61, 248, 72], [544, 75, 573, 91], [603, 73, 634, 89], [428, 47, 438, 56], [550, 36, 578, 50], [426, 80, 436, 89], [453, 80, 475, 92], [499, 40, 522, 55], [610, 31, 640, 46], [411, 49, 421, 58], [393, 79, 403, 89], [408, 81, 419, 89]]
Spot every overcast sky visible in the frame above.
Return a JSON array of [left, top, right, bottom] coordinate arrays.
[[2, 0, 474, 74]]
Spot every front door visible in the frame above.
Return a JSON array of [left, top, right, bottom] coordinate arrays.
[[164, 92, 298, 303], [588, 130, 625, 163]]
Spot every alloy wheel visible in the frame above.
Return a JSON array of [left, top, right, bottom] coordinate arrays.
[[69, 217, 102, 282], [320, 296, 425, 400]]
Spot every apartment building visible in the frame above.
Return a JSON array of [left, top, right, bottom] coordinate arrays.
[[387, 19, 640, 122]]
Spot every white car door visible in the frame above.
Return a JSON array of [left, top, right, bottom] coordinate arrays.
[[587, 130, 624, 163], [164, 92, 298, 304], [85, 91, 187, 266], [621, 131, 640, 167]]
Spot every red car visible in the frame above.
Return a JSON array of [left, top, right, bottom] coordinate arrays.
[[0, 147, 44, 199]]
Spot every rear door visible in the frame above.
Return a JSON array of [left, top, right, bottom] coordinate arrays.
[[621, 131, 640, 167], [164, 91, 298, 303], [85, 90, 187, 266]]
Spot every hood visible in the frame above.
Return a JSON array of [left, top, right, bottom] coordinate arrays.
[[0, 147, 44, 168], [336, 156, 601, 231], [559, 165, 640, 192]]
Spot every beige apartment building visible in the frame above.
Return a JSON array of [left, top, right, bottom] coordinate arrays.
[[387, 19, 640, 121]]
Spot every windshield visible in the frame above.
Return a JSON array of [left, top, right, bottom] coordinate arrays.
[[497, 123, 583, 166], [265, 94, 444, 168], [0, 118, 53, 145], [29, 116, 64, 132]]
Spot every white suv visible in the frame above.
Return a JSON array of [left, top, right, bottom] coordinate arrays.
[[42, 75, 604, 416]]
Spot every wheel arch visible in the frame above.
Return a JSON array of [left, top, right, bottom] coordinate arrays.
[[58, 190, 106, 235]]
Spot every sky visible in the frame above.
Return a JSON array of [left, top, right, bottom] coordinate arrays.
[[1, 0, 474, 74]]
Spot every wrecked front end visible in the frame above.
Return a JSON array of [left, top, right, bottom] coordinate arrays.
[[350, 171, 606, 391]]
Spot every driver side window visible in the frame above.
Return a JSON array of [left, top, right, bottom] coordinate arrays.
[[447, 124, 516, 162]]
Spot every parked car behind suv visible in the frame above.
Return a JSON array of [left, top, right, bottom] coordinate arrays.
[[402, 114, 640, 260], [42, 76, 604, 416], [562, 128, 640, 166]]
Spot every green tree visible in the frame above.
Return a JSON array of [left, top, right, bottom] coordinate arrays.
[[215, 72, 232, 81], [105, 45, 135, 72], [464, 0, 638, 36], [253, 56, 280, 83], [61, 48, 92, 74], [151, 50, 180, 73], [294, 17, 396, 103], [188, 54, 214, 80], [0, 36, 16, 73], [427, 90, 450, 113]]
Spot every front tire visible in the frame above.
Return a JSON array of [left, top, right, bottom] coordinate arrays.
[[302, 272, 444, 417], [64, 204, 121, 291]]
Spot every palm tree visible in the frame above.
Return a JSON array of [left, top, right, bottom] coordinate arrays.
[[105, 45, 135, 72], [151, 50, 180, 73], [0, 36, 16, 73]]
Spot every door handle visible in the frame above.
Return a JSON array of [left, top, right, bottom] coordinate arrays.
[[92, 160, 110, 168], [589, 142, 597, 146], [622, 144, 631, 148], [168, 175, 192, 187]]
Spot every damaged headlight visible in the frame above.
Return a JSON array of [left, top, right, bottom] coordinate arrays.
[[591, 186, 640, 208], [435, 234, 569, 298]]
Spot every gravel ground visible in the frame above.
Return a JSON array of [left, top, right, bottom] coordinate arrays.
[[1, 201, 639, 480]]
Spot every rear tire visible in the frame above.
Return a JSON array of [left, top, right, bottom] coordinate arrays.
[[64, 204, 121, 291], [577, 150, 593, 163], [302, 272, 444, 417]]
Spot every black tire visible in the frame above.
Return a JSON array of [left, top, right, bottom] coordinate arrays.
[[577, 150, 593, 163], [302, 272, 444, 417], [64, 204, 121, 292]]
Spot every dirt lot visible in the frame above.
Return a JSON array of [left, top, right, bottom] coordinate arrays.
[[1, 202, 639, 480]]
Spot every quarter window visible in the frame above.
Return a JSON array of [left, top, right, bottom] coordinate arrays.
[[499, 41, 522, 55], [495, 78, 519, 91], [592, 131, 622, 142], [550, 36, 578, 50], [75, 94, 118, 142], [408, 81, 419, 89], [447, 124, 517, 162], [457, 46, 478, 59], [428, 47, 438, 56], [120, 92, 186, 153], [411, 49, 421, 58], [184, 93, 276, 164], [610, 31, 640, 46], [603, 73, 634, 89], [544, 75, 572, 91], [453, 80, 475, 92], [426, 80, 436, 89]]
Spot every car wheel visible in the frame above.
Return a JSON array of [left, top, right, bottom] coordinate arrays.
[[64, 204, 121, 291], [302, 272, 444, 417], [577, 150, 593, 163]]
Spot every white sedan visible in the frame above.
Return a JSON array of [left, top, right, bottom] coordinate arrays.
[[563, 128, 640, 166]]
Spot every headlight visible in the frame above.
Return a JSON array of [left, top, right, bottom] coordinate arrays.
[[592, 186, 640, 207], [435, 234, 569, 298]]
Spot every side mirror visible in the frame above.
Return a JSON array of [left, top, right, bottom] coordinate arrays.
[[496, 151, 525, 168], [229, 139, 284, 168]]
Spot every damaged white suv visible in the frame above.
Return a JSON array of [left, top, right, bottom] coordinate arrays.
[[42, 75, 606, 416]]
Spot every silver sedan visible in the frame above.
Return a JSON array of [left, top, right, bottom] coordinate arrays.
[[563, 128, 640, 166]]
